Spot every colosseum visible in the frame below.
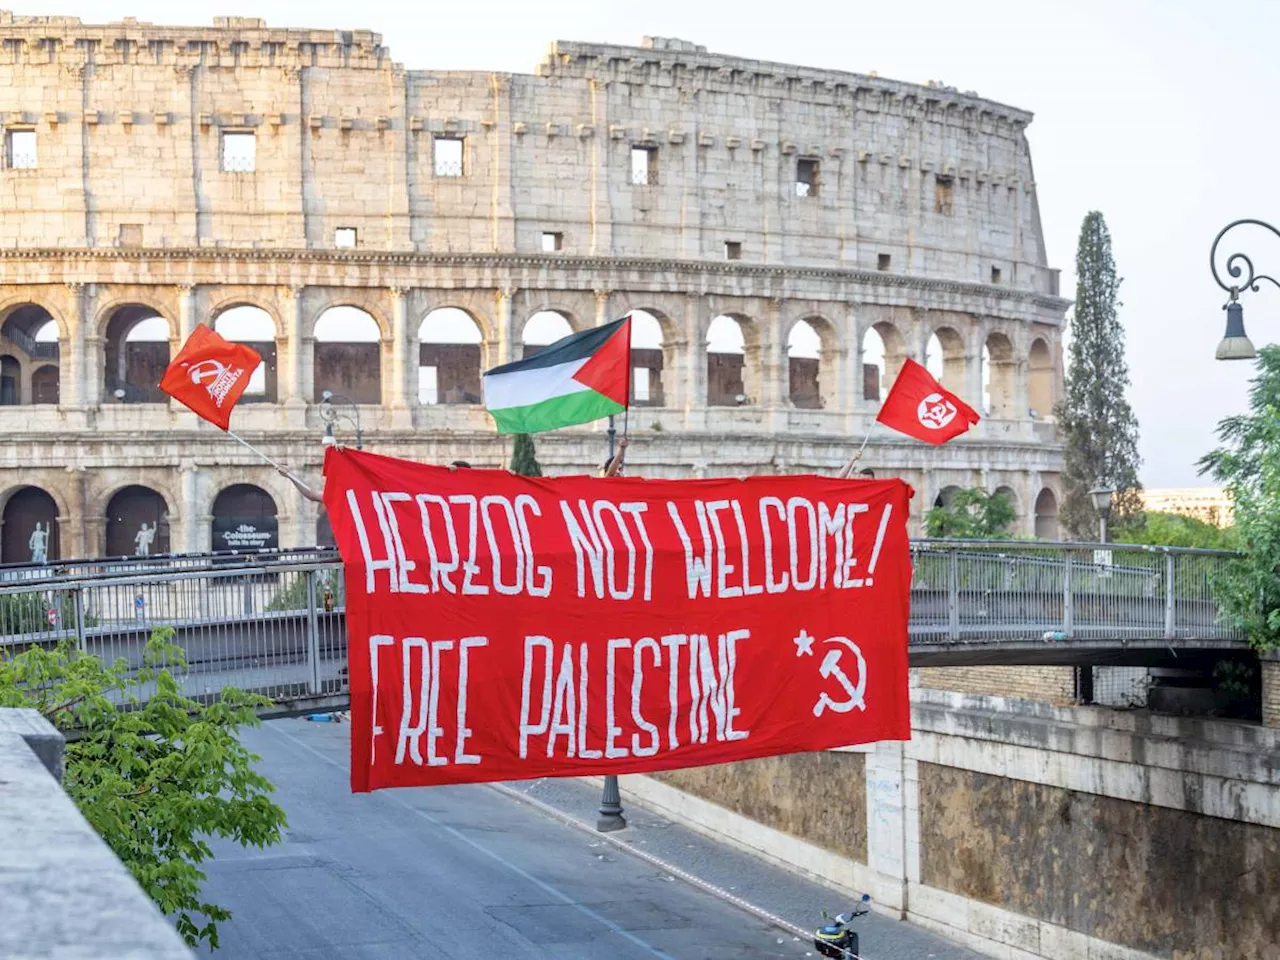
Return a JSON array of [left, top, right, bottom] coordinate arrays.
[[0, 13, 1068, 562]]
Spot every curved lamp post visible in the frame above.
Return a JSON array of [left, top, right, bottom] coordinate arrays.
[[1210, 219, 1280, 360], [318, 391, 363, 449]]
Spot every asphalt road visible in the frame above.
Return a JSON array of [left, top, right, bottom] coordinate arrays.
[[200, 719, 981, 960]]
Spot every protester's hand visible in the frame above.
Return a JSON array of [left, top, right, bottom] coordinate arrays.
[[619, 436, 629, 449]]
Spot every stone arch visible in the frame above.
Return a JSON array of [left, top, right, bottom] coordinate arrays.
[[521, 310, 575, 358], [418, 307, 484, 405], [206, 293, 284, 338], [1029, 337, 1054, 418], [93, 293, 177, 339], [30, 364, 58, 405], [0, 485, 60, 564], [1034, 487, 1060, 540], [706, 313, 754, 407], [313, 306, 382, 404], [0, 295, 68, 341], [629, 309, 666, 407], [305, 293, 391, 340], [102, 304, 173, 404], [924, 324, 967, 394], [861, 320, 908, 402], [104, 485, 172, 558], [787, 315, 838, 410], [983, 330, 1016, 417], [210, 483, 279, 553], [213, 305, 277, 402], [513, 291, 593, 334], [933, 484, 963, 509]]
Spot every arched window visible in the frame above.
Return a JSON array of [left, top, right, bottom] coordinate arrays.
[[629, 310, 665, 406], [214, 307, 277, 402], [983, 332, 1015, 417], [0, 355, 18, 406], [933, 485, 962, 509], [211, 484, 279, 553], [707, 315, 747, 406], [104, 307, 170, 403], [1029, 338, 1053, 418], [521, 311, 573, 358], [0, 307, 60, 408], [313, 307, 381, 404], [418, 308, 483, 405], [993, 485, 1020, 531], [1035, 488, 1060, 540], [788, 320, 822, 409], [924, 326, 966, 394], [105, 486, 170, 558], [1, 486, 59, 564]]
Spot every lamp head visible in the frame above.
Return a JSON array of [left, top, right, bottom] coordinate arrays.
[[1089, 485, 1116, 520], [1216, 300, 1257, 361]]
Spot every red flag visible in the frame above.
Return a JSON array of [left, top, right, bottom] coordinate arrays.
[[875, 358, 980, 444], [159, 325, 261, 431]]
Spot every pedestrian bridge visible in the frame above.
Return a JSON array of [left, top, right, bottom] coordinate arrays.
[[0, 541, 1246, 718]]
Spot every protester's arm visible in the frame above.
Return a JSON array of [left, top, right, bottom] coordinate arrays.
[[602, 436, 629, 477], [277, 465, 324, 503]]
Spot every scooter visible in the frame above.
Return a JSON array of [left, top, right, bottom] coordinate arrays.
[[813, 893, 871, 958]]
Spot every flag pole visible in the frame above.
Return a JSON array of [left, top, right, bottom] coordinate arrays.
[[225, 429, 312, 490], [838, 422, 876, 478]]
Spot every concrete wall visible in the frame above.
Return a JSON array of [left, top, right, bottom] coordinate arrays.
[[915, 665, 1076, 704], [1264, 656, 1280, 729], [0, 708, 194, 959], [614, 689, 1280, 959]]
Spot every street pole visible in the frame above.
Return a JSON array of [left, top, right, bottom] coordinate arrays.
[[598, 412, 627, 832]]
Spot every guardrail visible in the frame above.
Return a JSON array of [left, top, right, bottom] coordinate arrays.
[[0, 541, 1244, 710]]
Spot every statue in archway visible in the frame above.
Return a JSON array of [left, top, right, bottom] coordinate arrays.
[[28, 522, 49, 564], [134, 522, 157, 557]]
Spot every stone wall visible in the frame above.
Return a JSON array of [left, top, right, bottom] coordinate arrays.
[[1264, 656, 1280, 729], [652, 751, 867, 864], [615, 689, 1280, 959], [915, 665, 1076, 704], [0, 14, 1068, 561]]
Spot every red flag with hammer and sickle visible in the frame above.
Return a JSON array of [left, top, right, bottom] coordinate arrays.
[[876, 358, 981, 445], [159, 324, 262, 431]]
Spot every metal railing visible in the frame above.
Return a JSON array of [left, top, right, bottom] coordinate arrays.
[[0, 542, 1245, 711]]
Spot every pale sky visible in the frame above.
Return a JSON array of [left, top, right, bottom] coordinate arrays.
[[20, 0, 1280, 487]]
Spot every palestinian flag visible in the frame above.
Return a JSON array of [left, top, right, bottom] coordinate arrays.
[[483, 315, 631, 435]]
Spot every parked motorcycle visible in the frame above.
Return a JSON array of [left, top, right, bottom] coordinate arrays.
[[813, 893, 871, 958]]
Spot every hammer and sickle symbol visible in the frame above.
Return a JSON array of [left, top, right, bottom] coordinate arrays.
[[188, 358, 228, 386], [813, 636, 867, 717]]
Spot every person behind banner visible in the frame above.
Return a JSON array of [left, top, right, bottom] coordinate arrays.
[[599, 436, 628, 477]]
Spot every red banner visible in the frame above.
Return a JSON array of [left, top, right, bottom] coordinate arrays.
[[322, 449, 914, 793]]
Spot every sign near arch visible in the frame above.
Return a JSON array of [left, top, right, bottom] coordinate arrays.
[[322, 448, 914, 794]]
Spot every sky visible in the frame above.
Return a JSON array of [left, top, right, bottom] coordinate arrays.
[[18, 0, 1280, 488]]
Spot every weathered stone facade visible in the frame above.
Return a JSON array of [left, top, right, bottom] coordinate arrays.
[[0, 15, 1068, 560]]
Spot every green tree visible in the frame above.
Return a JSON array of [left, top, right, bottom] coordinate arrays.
[[0, 629, 287, 948], [1113, 511, 1238, 551], [510, 433, 543, 477], [1199, 345, 1280, 651], [924, 488, 1017, 539], [1058, 211, 1143, 538]]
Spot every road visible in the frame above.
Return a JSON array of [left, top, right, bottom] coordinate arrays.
[[201, 719, 981, 960]]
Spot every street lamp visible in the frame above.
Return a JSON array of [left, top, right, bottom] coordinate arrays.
[[1089, 485, 1115, 543], [597, 413, 628, 833], [318, 390, 363, 449], [1209, 218, 1280, 360]]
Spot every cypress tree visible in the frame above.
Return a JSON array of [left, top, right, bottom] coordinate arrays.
[[509, 433, 543, 477], [1058, 211, 1143, 538]]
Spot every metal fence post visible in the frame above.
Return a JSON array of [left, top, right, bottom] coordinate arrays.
[[1063, 553, 1074, 638], [306, 570, 321, 695], [72, 587, 86, 653], [947, 549, 960, 641], [1164, 552, 1177, 639]]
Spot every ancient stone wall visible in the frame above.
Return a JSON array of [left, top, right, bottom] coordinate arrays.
[[0, 15, 1068, 560]]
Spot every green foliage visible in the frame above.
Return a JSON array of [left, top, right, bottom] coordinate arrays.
[[924, 488, 1017, 539], [0, 629, 287, 949], [1058, 211, 1144, 538], [1199, 345, 1280, 651], [510, 433, 543, 477], [1113, 511, 1239, 551]]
